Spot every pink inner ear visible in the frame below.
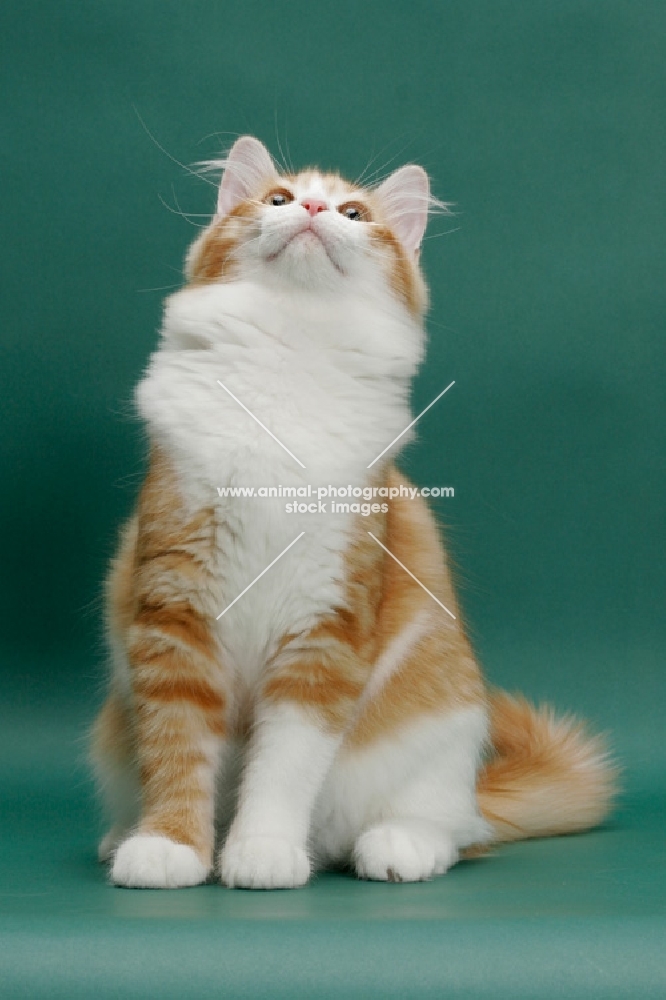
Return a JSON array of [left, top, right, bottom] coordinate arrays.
[[217, 136, 277, 217], [375, 165, 430, 253]]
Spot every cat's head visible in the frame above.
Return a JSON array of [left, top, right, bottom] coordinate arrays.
[[185, 136, 438, 316]]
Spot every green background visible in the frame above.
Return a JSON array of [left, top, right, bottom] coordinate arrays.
[[1, 2, 664, 997]]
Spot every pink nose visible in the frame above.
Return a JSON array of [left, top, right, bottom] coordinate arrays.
[[301, 198, 327, 217]]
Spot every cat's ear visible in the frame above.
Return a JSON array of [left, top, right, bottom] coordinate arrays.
[[375, 165, 430, 254], [216, 136, 278, 216]]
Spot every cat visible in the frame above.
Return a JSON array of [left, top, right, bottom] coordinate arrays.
[[91, 136, 616, 889]]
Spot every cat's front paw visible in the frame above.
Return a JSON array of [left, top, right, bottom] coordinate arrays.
[[354, 819, 458, 882], [219, 836, 310, 889], [111, 834, 209, 889]]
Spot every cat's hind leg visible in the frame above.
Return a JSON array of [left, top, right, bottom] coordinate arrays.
[[315, 701, 491, 882], [351, 705, 492, 882]]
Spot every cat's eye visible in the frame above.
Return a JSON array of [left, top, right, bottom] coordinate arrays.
[[339, 201, 369, 222], [264, 188, 294, 207]]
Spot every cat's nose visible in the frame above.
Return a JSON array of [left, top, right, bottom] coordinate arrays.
[[301, 198, 328, 217]]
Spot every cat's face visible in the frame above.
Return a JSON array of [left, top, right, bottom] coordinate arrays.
[[185, 137, 431, 315]]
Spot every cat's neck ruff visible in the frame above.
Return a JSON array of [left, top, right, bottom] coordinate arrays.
[[160, 277, 424, 380], [136, 277, 425, 498]]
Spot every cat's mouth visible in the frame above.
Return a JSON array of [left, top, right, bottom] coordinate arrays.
[[267, 224, 344, 273]]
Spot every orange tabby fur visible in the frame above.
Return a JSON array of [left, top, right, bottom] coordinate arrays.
[[93, 455, 615, 865]]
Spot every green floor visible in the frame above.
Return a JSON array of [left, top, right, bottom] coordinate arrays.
[[1, 648, 665, 999]]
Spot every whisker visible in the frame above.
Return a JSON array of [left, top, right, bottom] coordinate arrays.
[[136, 282, 182, 293], [195, 129, 243, 147], [132, 104, 218, 188], [422, 226, 462, 240], [353, 144, 380, 188], [283, 126, 295, 173], [355, 135, 416, 187], [158, 192, 206, 228], [273, 110, 291, 174], [375, 197, 455, 219], [171, 184, 213, 221], [426, 316, 463, 335]]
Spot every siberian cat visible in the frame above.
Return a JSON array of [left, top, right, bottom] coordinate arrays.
[[91, 136, 615, 889]]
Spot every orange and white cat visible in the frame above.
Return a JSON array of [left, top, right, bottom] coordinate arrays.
[[91, 136, 615, 889]]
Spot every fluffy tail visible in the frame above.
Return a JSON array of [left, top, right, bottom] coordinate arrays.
[[476, 691, 618, 843]]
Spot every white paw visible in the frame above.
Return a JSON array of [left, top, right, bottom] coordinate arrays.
[[219, 836, 310, 889], [354, 819, 458, 882], [111, 834, 208, 888]]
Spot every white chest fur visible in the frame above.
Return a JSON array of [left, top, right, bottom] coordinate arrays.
[[135, 280, 423, 681]]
